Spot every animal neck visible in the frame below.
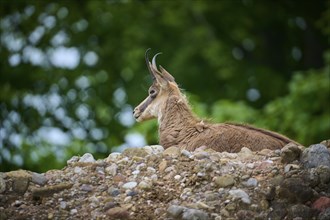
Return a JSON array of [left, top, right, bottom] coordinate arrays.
[[158, 95, 199, 147]]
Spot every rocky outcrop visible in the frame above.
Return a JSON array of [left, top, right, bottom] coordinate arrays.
[[0, 142, 329, 220]]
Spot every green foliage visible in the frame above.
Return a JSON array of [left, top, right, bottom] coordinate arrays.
[[0, 0, 329, 172], [261, 63, 330, 145]]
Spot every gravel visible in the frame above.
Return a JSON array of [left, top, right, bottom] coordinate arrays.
[[1, 142, 329, 219]]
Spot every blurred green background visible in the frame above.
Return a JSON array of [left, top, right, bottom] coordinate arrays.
[[1, 0, 329, 172]]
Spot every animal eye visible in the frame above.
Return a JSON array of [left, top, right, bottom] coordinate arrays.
[[149, 89, 157, 97]]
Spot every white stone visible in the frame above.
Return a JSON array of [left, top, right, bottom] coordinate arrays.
[[122, 181, 137, 189], [78, 153, 95, 163], [174, 175, 181, 180], [143, 145, 164, 154], [106, 152, 121, 162], [229, 189, 251, 204], [74, 167, 82, 174], [132, 170, 140, 175], [105, 163, 118, 176]]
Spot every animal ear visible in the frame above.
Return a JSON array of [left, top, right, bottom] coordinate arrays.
[[159, 65, 175, 83], [149, 62, 168, 87]]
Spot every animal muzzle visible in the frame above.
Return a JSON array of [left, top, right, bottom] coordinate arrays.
[[133, 107, 142, 121]]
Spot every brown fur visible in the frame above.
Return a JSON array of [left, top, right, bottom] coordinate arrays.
[[134, 52, 299, 152], [158, 95, 298, 152]]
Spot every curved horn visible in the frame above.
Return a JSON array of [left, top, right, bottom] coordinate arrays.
[[152, 52, 162, 71], [145, 48, 155, 81]]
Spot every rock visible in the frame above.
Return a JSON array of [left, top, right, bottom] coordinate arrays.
[[80, 184, 93, 192], [122, 181, 137, 189], [320, 139, 330, 148], [31, 172, 48, 186], [163, 146, 181, 158], [105, 163, 118, 176], [12, 177, 30, 195], [167, 205, 209, 220], [194, 151, 210, 160], [143, 145, 164, 155], [70, 209, 78, 215], [281, 143, 303, 163], [78, 153, 96, 163], [107, 207, 129, 219], [236, 210, 256, 220], [315, 165, 330, 185], [319, 208, 330, 220], [301, 144, 330, 169], [278, 177, 315, 203], [60, 201, 67, 209], [214, 175, 235, 188], [167, 205, 185, 218], [122, 147, 148, 158], [108, 187, 120, 197], [105, 152, 121, 162], [284, 164, 300, 173], [67, 155, 79, 165], [287, 204, 314, 220], [229, 189, 251, 204], [267, 201, 288, 220], [158, 160, 168, 172], [312, 197, 330, 213], [238, 147, 254, 160], [182, 208, 209, 220], [138, 181, 152, 190], [0, 174, 6, 193], [32, 183, 73, 198], [242, 178, 258, 187], [181, 149, 193, 158]]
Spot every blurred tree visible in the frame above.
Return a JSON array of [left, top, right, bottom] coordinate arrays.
[[0, 0, 328, 172]]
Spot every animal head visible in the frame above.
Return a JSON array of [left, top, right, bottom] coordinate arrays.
[[133, 49, 181, 122]]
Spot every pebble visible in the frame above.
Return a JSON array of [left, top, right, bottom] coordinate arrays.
[[229, 189, 251, 204], [167, 205, 209, 220], [242, 178, 258, 187], [105, 152, 121, 162], [194, 151, 210, 159], [181, 149, 193, 158], [122, 181, 137, 189], [158, 160, 168, 172], [31, 172, 48, 186], [174, 175, 181, 180], [78, 153, 96, 163], [167, 205, 184, 217], [143, 145, 164, 155], [67, 156, 79, 165], [214, 175, 235, 188], [138, 181, 152, 190], [70, 209, 78, 215], [319, 208, 330, 220], [312, 197, 330, 212], [60, 201, 67, 209], [163, 146, 181, 158], [107, 207, 129, 219], [108, 187, 120, 197], [280, 143, 302, 163], [80, 184, 93, 192], [301, 144, 330, 169], [0, 174, 6, 193], [132, 170, 140, 175], [74, 167, 83, 174], [12, 177, 30, 195], [122, 147, 148, 158], [105, 164, 118, 176], [147, 167, 156, 173]]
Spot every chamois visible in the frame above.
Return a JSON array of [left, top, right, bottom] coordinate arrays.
[[133, 49, 299, 152]]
